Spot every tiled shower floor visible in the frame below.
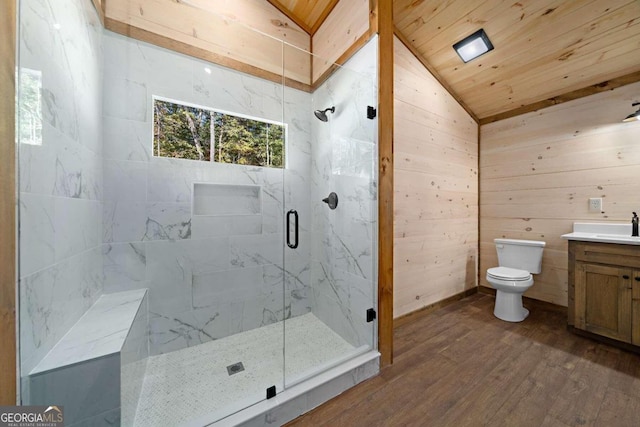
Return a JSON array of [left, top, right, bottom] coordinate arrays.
[[133, 313, 356, 426]]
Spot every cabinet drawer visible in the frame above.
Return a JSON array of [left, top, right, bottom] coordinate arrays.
[[574, 241, 640, 268]]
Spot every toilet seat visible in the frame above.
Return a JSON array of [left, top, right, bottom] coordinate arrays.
[[487, 266, 531, 281]]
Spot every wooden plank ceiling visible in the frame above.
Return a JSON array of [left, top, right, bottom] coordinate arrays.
[[270, 0, 640, 121], [394, 0, 640, 122], [266, 0, 339, 34]]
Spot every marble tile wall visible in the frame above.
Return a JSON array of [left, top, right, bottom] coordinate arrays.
[[18, 0, 104, 377], [308, 37, 378, 349], [102, 31, 314, 356], [19, 3, 378, 407]]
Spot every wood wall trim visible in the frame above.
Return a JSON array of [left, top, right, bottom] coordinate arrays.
[[393, 28, 479, 124], [311, 0, 370, 82], [264, 0, 313, 34], [394, 288, 478, 328], [310, 0, 379, 88], [311, 31, 374, 90], [479, 70, 640, 125], [376, 0, 394, 368], [104, 18, 313, 93], [105, 0, 311, 86], [0, 0, 17, 406]]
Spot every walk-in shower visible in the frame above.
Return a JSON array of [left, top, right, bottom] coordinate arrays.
[[16, 0, 379, 425]]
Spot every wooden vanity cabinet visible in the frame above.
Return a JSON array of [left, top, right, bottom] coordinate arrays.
[[568, 241, 640, 347]]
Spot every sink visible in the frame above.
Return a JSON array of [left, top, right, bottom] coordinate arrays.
[[562, 223, 640, 245]]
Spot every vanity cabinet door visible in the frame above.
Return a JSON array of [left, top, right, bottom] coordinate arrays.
[[575, 262, 632, 343]]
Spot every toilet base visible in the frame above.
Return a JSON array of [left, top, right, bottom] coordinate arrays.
[[494, 290, 529, 322]]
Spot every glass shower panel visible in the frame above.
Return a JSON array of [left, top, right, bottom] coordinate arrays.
[[108, 17, 288, 425], [17, 1, 288, 425], [283, 39, 378, 387]]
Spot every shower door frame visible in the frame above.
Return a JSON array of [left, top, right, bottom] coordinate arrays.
[[0, 0, 17, 405]]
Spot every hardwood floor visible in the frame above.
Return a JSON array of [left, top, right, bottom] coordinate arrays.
[[286, 293, 640, 427]]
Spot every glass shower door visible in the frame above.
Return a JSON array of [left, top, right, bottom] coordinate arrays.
[[283, 39, 378, 388]]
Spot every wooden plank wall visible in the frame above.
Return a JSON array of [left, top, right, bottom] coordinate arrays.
[[311, 0, 370, 83], [393, 36, 479, 318], [479, 81, 640, 307], [104, 0, 311, 87], [0, 0, 16, 405]]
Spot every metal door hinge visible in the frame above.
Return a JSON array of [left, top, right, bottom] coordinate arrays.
[[266, 385, 276, 399], [366, 308, 376, 322], [367, 106, 376, 120]]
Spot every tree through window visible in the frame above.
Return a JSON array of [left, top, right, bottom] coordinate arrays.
[[153, 97, 285, 168]]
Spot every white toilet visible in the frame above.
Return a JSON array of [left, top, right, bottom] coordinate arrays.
[[486, 238, 546, 322]]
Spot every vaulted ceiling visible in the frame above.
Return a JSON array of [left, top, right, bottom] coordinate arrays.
[[266, 0, 338, 34], [270, 0, 640, 123]]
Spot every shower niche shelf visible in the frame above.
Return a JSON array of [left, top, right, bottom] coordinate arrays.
[[191, 183, 264, 237], [192, 183, 262, 216]]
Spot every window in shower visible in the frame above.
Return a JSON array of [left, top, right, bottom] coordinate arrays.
[[153, 97, 285, 168], [18, 68, 42, 146]]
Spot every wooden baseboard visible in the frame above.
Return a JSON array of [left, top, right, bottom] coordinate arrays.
[[478, 285, 494, 296], [394, 287, 478, 328]]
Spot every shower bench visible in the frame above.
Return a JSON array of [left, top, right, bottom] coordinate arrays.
[[27, 288, 148, 426]]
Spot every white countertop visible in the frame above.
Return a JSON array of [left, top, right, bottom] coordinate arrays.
[[562, 222, 640, 245]]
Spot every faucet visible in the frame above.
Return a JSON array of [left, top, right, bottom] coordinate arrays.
[[633, 212, 639, 237]]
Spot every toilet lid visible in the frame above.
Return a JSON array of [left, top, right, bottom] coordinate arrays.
[[487, 266, 531, 281]]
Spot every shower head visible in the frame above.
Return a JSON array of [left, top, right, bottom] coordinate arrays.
[[314, 106, 335, 122]]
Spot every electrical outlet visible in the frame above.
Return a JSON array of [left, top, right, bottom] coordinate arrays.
[[589, 197, 603, 212]]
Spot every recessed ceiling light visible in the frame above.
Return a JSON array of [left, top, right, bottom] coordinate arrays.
[[53, 23, 61, 30], [204, 67, 212, 74], [453, 29, 494, 63], [623, 102, 640, 122]]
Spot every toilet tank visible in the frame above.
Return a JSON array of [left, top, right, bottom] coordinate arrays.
[[494, 238, 546, 274]]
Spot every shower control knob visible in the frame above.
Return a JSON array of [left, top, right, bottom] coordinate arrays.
[[322, 192, 338, 210]]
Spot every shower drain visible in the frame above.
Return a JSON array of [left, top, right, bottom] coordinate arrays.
[[226, 362, 245, 376]]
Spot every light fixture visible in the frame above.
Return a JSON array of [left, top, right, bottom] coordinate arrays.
[[204, 67, 212, 74], [453, 29, 494, 63], [623, 102, 640, 122]]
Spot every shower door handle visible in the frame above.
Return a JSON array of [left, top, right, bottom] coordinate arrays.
[[286, 210, 299, 249]]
